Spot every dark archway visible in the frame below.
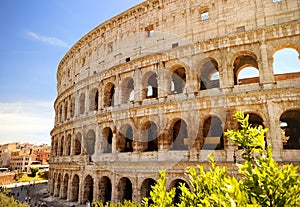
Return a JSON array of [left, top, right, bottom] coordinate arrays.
[[172, 67, 186, 94], [169, 179, 189, 205], [202, 116, 224, 150], [103, 127, 113, 153], [140, 178, 156, 202], [83, 175, 94, 203], [142, 121, 158, 152], [99, 176, 112, 204], [117, 177, 132, 202], [171, 119, 188, 150], [280, 110, 300, 149], [85, 130, 96, 156], [70, 174, 79, 202]]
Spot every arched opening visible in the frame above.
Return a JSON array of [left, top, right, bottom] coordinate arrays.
[[59, 104, 63, 123], [65, 134, 71, 156], [247, 113, 266, 148], [98, 176, 112, 204], [280, 110, 300, 149], [71, 97, 75, 117], [143, 72, 158, 99], [169, 179, 189, 205], [171, 67, 186, 94], [202, 116, 224, 150], [104, 83, 115, 107], [85, 130, 96, 157], [60, 136, 64, 156], [118, 125, 133, 152], [79, 93, 85, 114], [273, 48, 300, 81], [199, 58, 220, 90], [83, 175, 94, 203], [55, 173, 62, 197], [142, 121, 158, 152], [233, 53, 259, 85], [64, 101, 68, 121], [54, 138, 58, 156], [171, 119, 188, 150], [90, 88, 99, 111], [73, 132, 82, 155], [70, 174, 79, 202], [62, 174, 69, 199], [140, 178, 156, 202], [103, 127, 113, 153], [117, 177, 132, 202], [50, 173, 56, 195], [122, 78, 134, 103]]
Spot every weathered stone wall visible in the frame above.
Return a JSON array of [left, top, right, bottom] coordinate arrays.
[[49, 0, 300, 204]]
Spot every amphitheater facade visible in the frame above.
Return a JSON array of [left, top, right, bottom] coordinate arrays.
[[49, 0, 300, 204]]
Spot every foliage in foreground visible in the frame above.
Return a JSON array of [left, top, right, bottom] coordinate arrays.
[[0, 192, 28, 207], [93, 110, 300, 207]]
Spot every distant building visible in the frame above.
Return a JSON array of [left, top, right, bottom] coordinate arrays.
[[0, 142, 50, 171], [0, 142, 18, 168]]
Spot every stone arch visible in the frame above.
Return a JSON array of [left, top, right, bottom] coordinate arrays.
[[104, 82, 115, 107], [59, 104, 63, 123], [53, 137, 58, 156], [54, 173, 62, 197], [70, 174, 80, 202], [121, 77, 134, 103], [118, 124, 133, 152], [59, 136, 64, 156], [169, 179, 189, 205], [102, 127, 113, 153], [98, 176, 112, 204], [141, 121, 159, 152], [64, 100, 68, 121], [85, 129, 96, 156], [202, 115, 224, 150], [65, 134, 71, 156], [142, 71, 158, 99], [83, 175, 94, 203], [170, 119, 188, 150], [117, 177, 132, 202], [280, 109, 300, 149], [170, 65, 186, 94], [73, 132, 82, 155], [272, 47, 300, 81], [79, 93, 85, 114], [50, 172, 56, 195], [89, 88, 99, 111], [199, 57, 220, 90], [71, 96, 75, 117], [232, 51, 259, 85], [140, 178, 156, 201], [61, 173, 69, 199]]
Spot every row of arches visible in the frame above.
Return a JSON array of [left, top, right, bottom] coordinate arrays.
[[50, 172, 188, 204], [55, 47, 300, 125], [51, 109, 300, 158]]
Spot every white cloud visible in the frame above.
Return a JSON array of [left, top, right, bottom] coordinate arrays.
[[25, 31, 69, 48], [0, 101, 54, 145]]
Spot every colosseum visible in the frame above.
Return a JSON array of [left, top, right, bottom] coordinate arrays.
[[49, 0, 300, 205]]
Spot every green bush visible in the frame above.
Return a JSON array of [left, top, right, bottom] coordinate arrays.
[[92, 110, 300, 207]]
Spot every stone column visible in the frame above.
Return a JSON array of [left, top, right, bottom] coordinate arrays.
[[134, 68, 143, 102], [158, 63, 170, 98], [259, 39, 275, 85]]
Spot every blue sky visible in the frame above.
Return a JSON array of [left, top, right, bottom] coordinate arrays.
[[0, 1, 299, 146], [0, 0, 143, 145]]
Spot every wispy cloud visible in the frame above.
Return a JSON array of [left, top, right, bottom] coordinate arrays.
[[25, 31, 69, 48], [0, 101, 54, 145]]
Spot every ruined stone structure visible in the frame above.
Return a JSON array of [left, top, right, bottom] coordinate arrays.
[[49, 0, 300, 204]]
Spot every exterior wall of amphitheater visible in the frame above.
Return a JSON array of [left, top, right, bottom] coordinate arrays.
[[49, 0, 300, 204]]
